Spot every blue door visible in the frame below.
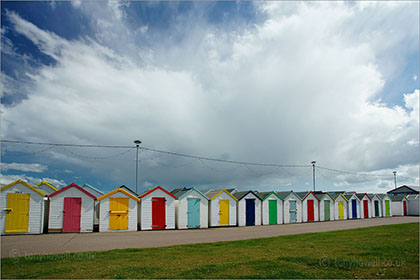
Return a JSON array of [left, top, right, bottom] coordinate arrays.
[[290, 200, 297, 223], [352, 199, 357, 219], [187, 198, 200, 228], [245, 199, 255, 226]]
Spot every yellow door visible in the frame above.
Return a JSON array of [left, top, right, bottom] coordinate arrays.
[[338, 201, 344, 220], [219, 199, 229, 225], [5, 193, 30, 233], [109, 198, 129, 230]]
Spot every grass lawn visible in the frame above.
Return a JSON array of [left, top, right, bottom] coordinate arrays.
[[1, 223, 419, 279]]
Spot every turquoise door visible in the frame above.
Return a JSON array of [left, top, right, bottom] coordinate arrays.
[[290, 200, 297, 223], [187, 198, 200, 228]]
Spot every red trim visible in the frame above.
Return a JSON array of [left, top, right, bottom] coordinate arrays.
[[360, 193, 372, 201], [139, 186, 177, 199], [48, 183, 97, 199], [303, 191, 320, 201]]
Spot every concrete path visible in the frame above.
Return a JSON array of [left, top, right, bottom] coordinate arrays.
[[1, 216, 418, 258]]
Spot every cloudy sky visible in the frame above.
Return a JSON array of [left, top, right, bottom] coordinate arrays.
[[1, 1, 419, 194]]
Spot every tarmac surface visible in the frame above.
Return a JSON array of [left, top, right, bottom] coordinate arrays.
[[1, 216, 418, 258]]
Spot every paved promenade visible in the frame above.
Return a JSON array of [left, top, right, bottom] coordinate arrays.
[[1, 216, 418, 258]]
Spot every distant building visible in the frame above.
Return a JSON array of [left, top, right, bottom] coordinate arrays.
[[387, 185, 419, 196]]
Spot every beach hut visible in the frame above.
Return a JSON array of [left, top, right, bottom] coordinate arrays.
[[296, 191, 319, 222], [172, 187, 209, 229], [329, 193, 348, 220], [139, 186, 176, 230], [233, 191, 262, 227], [356, 193, 372, 218], [36, 180, 58, 195], [370, 194, 383, 218], [277, 191, 302, 224], [406, 194, 419, 216], [98, 187, 140, 232], [315, 192, 335, 222], [391, 194, 408, 216], [344, 193, 361, 219], [1, 179, 47, 234], [377, 194, 393, 217], [257, 191, 283, 225], [82, 184, 104, 231], [48, 183, 96, 233], [206, 189, 238, 227]]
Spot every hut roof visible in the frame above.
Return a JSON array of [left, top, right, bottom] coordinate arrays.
[[233, 190, 261, 201], [98, 187, 140, 202], [1, 179, 46, 197], [49, 183, 97, 199], [139, 186, 176, 199], [173, 187, 209, 200], [256, 191, 283, 201], [36, 180, 58, 192], [205, 189, 238, 201], [390, 194, 407, 201]]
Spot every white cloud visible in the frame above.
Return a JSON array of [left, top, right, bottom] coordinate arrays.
[[1, 2, 419, 192], [1, 162, 47, 173], [413, 74, 418, 81], [0, 173, 66, 188]]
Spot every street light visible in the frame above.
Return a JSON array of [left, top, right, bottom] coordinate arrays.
[[134, 140, 142, 194], [393, 171, 397, 189], [311, 161, 316, 191]]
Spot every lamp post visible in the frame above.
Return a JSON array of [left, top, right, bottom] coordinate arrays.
[[311, 161, 316, 191], [393, 171, 397, 189], [134, 140, 142, 194]]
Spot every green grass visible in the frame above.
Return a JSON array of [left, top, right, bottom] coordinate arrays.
[[2, 223, 419, 279]]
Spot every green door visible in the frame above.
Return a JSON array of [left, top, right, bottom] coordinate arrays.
[[374, 201, 379, 217], [385, 200, 390, 216], [268, 200, 277, 225], [324, 200, 330, 221]]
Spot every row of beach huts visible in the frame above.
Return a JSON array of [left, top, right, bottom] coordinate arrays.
[[0, 179, 415, 234]]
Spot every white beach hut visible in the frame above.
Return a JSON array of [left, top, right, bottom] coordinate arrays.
[[370, 194, 383, 218], [82, 183, 104, 230], [378, 194, 393, 217], [139, 186, 176, 230], [172, 187, 209, 229], [206, 189, 238, 227], [257, 191, 283, 225], [48, 183, 97, 233], [296, 191, 320, 222], [391, 194, 408, 216], [1, 180, 47, 234], [98, 187, 140, 232], [344, 193, 361, 219], [233, 191, 262, 227], [406, 194, 419, 216], [277, 191, 302, 224], [329, 193, 348, 220], [356, 193, 372, 218], [315, 192, 335, 222]]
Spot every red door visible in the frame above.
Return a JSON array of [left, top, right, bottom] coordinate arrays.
[[63, 197, 82, 232], [152, 197, 166, 230], [307, 200, 314, 222], [363, 200, 368, 218], [403, 201, 407, 216]]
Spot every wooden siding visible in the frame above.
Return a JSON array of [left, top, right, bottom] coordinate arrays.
[[140, 188, 175, 230], [283, 193, 302, 224], [391, 199, 406, 216], [261, 194, 283, 225], [371, 196, 383, 217], [48, 187, 95, 232], [301, 193, 319, 222], [99, 191, 138, 232], [382, 196, 393, 217], [37, 184, 56, 195], [237, 193, 261, 227], [360, 196, 372, 218], [347, 194, 361, 219], [334, 196, 348, 220], [1, 183, 45, 234], [176, 189, 208, 229], [319, 196, 335, 221], [209, 192, 237, 227]]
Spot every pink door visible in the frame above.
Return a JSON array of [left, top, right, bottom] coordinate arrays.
[[63, 197, 82, 232]]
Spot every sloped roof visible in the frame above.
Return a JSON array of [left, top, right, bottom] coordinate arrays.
[[387, 185, 420, 194], [356, 193, 371, 200], [1, 179, 46, 197], [36, 180, 58, 192], [171, 188, 182, 195], [295, 191, 320, 201], [226, 188, 238, 194], [98, 188, 140, 202], [276, 191, 300, 200], [49, 183, 96, 199], [257, 191, 283, 201], [233, 190, 261, 201], [139, 186, 176, 199], [82, 184, 104, 197], [377, 193, 391, 200], [329, 192, 349, 202], [173, 187, 209, 200], [315, 192, 334, 201], [205, 189, 238, 201]]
